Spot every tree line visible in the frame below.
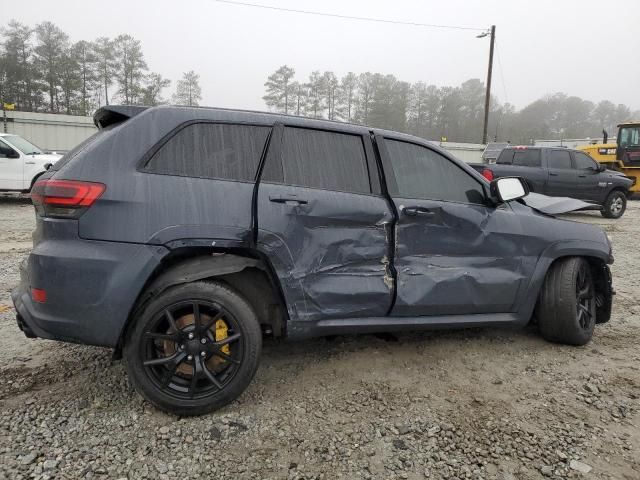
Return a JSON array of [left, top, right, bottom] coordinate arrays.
[[263, 65, 639, 144], [0, 20, 202, 115]]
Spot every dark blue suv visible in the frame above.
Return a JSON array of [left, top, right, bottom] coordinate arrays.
[[12, 105, 614, 415]]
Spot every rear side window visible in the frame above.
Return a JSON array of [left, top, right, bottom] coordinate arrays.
[[496, 149, 514, 164], [264, 127, 371, 194], [512, 150, 541, 167], [385, 139, 485, 204], [547, 150, 572, 169], [146, 123, 270, 181]]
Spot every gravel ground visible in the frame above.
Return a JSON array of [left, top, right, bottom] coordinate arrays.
[[0, 193, 638, 480]]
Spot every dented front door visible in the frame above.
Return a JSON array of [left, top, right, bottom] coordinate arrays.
[[378, 136, 526, 316]]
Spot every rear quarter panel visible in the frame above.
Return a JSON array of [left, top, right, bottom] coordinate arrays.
[[55, 107, 275, 245]]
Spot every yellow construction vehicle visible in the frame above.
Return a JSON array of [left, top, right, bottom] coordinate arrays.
[[578, 122, 640, 193]]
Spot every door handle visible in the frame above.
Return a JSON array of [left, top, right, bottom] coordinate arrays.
[[25, 161, 36, 165], [403, 206, 435, 217], [549, 172, 559, 176], [578, 174, 586, 178], [269, 195, 308, 205]]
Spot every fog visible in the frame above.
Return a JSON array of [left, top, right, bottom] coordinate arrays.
[[3, 0, 639, 110]]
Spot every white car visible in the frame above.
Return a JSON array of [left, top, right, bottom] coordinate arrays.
[[0, 133, 62, 192]]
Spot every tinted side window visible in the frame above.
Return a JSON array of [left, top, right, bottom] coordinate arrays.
[[547, 150, 572, 169], [512, 150, 541, 167], [270, 127, 371, 194], [0, 139, 16, 158], [385, 139, 485, 204], [574, 151, 597, 169], [147, 123, 270, 181]]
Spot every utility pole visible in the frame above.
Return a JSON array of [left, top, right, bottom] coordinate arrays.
[[481, 25, 496, 145]]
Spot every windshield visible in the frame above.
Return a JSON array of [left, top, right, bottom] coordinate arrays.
[[619, 126, 640, 148], [2, 135, 44, 155]]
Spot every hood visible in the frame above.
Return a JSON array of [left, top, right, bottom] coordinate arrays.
[[521, 193, 599, 215], [604, 168, 627, 177]]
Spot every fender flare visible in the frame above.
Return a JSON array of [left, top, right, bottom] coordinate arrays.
[[516, 240, 611, 324], [113, 253, 263, 357], [139, 253, 262, 304]]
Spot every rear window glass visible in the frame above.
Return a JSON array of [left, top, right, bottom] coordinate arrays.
[[263, 127, 371, 194], [147, 123, 270, 181], [512, 150, 541, 167]]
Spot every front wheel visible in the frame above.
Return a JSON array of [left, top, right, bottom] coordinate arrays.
[[537, 257, 596, 346], [601, 190, 626, 219], [124, 281, 262, 416]]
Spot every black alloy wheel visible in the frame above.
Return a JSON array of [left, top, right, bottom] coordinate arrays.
[[142, 300, 243, 400], [124, 282, 262, 416]]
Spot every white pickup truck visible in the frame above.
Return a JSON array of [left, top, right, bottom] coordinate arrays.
[[0, 133, 62, 192]]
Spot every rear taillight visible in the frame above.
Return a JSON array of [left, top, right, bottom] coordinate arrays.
[[31, 179, 105, 218], [481, 168, 494, 181]]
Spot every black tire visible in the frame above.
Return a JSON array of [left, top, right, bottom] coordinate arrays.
[[601, 190, 626, 219], [124, 281, 262, 416], [537, 257, 596, 346]]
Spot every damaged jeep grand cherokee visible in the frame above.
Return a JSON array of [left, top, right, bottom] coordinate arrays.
[[12, 105, 614, 416]]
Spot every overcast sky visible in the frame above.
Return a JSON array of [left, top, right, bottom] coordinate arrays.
[[3, 0, 639, 111]]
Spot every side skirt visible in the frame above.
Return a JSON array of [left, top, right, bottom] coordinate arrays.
[[287, 313, 521, 340]]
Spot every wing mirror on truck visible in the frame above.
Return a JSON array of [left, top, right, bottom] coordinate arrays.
[[490, 177, 529, 203]]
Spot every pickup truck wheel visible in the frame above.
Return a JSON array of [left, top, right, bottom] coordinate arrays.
[[537, 257, 596, 346], [601, 191, 626, 219], [124, 281, 262, 416]]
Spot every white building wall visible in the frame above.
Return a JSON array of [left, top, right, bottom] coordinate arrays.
[[1, 110, 488, 163], [430, 141, 485, 163], [3, 111, 96, 152]]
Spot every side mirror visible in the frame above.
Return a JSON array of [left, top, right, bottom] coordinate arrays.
[[598, 164, 606, 172], [490, 177, 529, 203], [44, 163, 53, 170]]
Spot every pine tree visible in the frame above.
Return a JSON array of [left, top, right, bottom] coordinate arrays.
[[113, 34, 147, 105], [93, 37, 116, 106], [172, 71, 202, 106], [262, 65, 295, 114]]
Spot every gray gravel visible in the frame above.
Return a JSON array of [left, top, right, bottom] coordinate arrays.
[[1, 193, 639, 480]]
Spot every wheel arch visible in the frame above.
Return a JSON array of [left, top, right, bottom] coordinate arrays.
[[519, 242, 613, 325], [113, 247, 289, 359], [25, 169, 47, 193], [606, 185, 630, 198]]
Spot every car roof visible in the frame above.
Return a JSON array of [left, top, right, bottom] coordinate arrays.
[[95, 104, 433, 146], [502, 146, 583, 152]]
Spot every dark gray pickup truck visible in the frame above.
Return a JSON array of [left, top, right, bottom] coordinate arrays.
[[471, 146, 634, 218]]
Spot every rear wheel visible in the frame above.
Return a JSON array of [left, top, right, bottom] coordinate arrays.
[[124, 281, 262, 416], [537, 257, 596, 346], [601, 190, 626, 218]]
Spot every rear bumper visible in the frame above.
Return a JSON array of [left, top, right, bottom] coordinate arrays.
[[11, 238, 167, 348]]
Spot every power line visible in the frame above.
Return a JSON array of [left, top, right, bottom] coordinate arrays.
[[211, 0, 486, 32]]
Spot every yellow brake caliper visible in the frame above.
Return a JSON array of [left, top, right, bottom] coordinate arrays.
[[215, 319, 230, 356]]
